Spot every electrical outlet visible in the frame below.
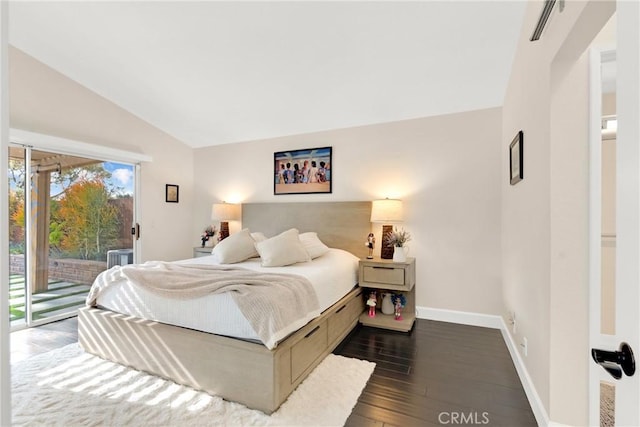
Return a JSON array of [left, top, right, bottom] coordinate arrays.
[[511, 311, 517, 334], [521, 337, 528, 357]]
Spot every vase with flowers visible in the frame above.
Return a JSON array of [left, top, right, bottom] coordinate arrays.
[[384, 227, 411, 262], [201, 225, 217, 247]]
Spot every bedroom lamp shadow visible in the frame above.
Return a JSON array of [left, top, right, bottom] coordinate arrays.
[[370, 198, 404, 259], [212, 202, 240, 241]]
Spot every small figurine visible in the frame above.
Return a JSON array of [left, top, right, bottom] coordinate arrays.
[[393, 293, 406, 321], [366, 291, 377, 317], [366, 233, 375, 259], [394, 298, 403, 321]]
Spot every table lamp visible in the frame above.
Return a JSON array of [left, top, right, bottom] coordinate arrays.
[[211, 202, 240, 241], [370, 198, 404, 259]]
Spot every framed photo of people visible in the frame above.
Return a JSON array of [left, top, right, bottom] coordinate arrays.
[[274, 146, 332, 195]]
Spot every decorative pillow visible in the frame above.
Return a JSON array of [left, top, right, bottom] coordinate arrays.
[[299, 232, 330, 259], [255, 228, 311, 267], [251, 232, 268, 243], [211, 229, 259, 264]]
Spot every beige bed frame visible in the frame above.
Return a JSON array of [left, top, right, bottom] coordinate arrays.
[[78, 201, 371, 414]]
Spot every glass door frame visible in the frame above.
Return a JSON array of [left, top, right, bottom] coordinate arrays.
[[8, 129, 149, 330]]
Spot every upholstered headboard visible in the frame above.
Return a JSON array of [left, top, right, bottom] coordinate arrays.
[[242, 201, 371, 258]]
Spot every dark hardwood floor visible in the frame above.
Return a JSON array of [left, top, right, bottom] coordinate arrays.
[[10, 317, 537, 426], [335, 320, 537, 427]]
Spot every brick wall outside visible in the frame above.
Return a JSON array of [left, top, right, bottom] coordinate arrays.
[[9, 254, 106, 285]]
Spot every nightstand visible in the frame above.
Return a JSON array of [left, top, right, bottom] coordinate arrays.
[[358, 257, 416, 332], [193, 246, 213, 258]]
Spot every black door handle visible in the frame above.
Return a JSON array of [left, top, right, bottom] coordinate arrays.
[[591, 342, 636, 380]]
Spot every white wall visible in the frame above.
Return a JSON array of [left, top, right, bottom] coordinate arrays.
[[501, 1, 614, 424], [0, 3, 9, 424], [193, 108, 504, 315], [549, 50, 590, 425], [9, 46, 195, 262]]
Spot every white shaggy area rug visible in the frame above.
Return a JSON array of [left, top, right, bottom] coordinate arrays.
[[12, 343, 375, 426]]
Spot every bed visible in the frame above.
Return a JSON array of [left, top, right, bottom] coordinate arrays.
[[78, 201, 370, 414]]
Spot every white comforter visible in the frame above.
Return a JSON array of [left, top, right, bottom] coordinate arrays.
[[92, 248, 359, 348]]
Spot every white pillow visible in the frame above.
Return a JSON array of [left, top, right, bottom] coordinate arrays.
[[211, 229, 259, 264], [255, 228, 311, 267], [251, 232, 268, 243], [299, 232, 330, 259]]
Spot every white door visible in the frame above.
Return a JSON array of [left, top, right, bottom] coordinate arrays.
[[589, 5, 640, 425]]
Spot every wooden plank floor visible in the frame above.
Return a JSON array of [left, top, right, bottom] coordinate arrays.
[[10, 316, 79, 364], [10, 317, 537, 426], [335, 320, 537, 427]]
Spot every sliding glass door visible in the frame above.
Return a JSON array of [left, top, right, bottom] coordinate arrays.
[[8, 146, 27, 327], [8, 144, 136, 328]]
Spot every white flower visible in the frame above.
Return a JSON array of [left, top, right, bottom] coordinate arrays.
[[384, 227, 411, 247]]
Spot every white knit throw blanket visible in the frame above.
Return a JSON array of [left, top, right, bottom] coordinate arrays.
[[86, 261, 321, 349]]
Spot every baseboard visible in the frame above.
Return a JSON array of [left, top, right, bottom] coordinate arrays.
[[417, 306, 550, 427], [498, 317, 550, 427], [416, 306, 503, 329]]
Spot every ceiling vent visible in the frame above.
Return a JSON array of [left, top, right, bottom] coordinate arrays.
[[530, 0, 564, 41]]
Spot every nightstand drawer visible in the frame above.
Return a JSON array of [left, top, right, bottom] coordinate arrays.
[[363, 265, 405, 285]]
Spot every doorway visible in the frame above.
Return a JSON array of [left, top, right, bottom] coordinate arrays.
[[7, 144, 136, 329], [588, 6, 640, 425]]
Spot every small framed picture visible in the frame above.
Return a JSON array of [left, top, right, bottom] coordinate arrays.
[[510, 131, 524, 185], [166, 184, 179, 203], [274, 146, 332, 195]]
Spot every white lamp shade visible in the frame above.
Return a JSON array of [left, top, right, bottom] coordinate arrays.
[[211, 203, 240, 221], [370, 199, 403, 223]]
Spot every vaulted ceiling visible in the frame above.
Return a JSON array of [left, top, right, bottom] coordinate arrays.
[[9, 1, 527, 148]]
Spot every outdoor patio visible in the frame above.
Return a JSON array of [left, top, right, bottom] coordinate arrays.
[[9, 274, 90, 323]]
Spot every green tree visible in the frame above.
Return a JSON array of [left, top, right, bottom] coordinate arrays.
[[9, 190, 24, 253], [48, 199, 64, 255], [58, 180, 119, 260], [51, 164, 114, 199], [8, 159, 123, 258], [8, 158, 26, 252], [8, 158, 26, 191]]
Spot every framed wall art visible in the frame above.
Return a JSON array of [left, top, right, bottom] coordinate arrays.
[[274, 146, 332, 195], [166, 184, 179, 203], [509, 131, 524, 185]]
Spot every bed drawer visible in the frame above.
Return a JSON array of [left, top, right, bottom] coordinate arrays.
[[327, 290, 363, 344], [291, 321, 328, 382]]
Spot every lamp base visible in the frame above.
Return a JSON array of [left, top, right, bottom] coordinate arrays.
[[380, 225, 394, 259], [219, 221, 230, 241]]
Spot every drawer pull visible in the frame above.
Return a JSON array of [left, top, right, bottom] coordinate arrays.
[[372, 266, 395, 270], [336, 305, 347, 314], [305, 326, 321, 338]]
